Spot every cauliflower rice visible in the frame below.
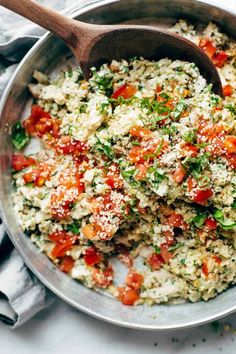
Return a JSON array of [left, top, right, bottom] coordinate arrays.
[[11, 20, 236, 306]]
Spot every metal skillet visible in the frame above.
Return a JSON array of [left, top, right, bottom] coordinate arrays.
[[0, 0, 236, 330]]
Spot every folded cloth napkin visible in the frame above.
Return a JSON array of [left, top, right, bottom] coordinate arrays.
[[0, 0, 95, 329]]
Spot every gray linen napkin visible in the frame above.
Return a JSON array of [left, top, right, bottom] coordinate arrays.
[[0, 0, 95, 329]]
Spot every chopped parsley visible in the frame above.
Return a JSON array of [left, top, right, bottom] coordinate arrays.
[[12, 121, 30, 150]]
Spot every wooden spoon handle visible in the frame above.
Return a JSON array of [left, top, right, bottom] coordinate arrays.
[[0, 0, 93, 48]]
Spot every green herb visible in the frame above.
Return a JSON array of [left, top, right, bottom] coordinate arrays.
[[154, 246, 161, 254], [191, 213, 207, 228], [172, 99, 188, 120], [144, 139, 164, 160], [92, 136, 115, 160], [225, 104, 236, 117], [121, 168, 135, 179], [99, 102, 110, 115], [12, 121, 30, 150], [183, 154, 209, 180], [214, 210, 236, 230], [168, 242, 184, 252], [91, 69, 113, 96], [180, 258, 186, 265], [131, 141, 141, 146], [232, 201, 236, 209], [66, 221, 81, 234], [183, 130, 197, 143], [79, 104, 87, 113]]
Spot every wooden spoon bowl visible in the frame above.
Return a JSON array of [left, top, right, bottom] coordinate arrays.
[[0, 0, 223, 95]]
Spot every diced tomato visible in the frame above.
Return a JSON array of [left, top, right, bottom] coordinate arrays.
[[84, 246, 102, 266], [59, 256, 74, 273], [199, 38, 216, 59], [226, 153, 236, 169], [163, 229, 175, 247], [202, 261, 209, 277], [181, 143, 199, 157], [166, 213, 183, 228], [112, 84, 137, 99], [126, 270, 144, 290], [12, 154, 36, 171], [187, 178, 213, 205], [223, 84, 233, 97], [128, 146, 145, 163], [205, 134, 225, 156], [224, 136, 236, 154], [105, 164, 123, 189], [92, 265, 113, 288], [56, 137, 87, 156], [134, 163, 148, 180], [128, 140, 166, 163], [34, 175, 46, 187], [129, 125, 152, 139], [48, 230, 71, 242], [192, 189, 213, 204], [23, 105, 60, 138], [213, 255, 222, 265], [117, 286, 140, 305], [156, 85, 162, 93], [172, 164, 186, 184], [205, 218, 217, 230], [148, 252, 165, 270], [23, 165, 49, 187], [82, 223, 102, 240], [160, 244, 174, 263], [212, 51, 228, 68], [51, 239, 75, 258], [23, 170, 39, 183], [49, 231, 77, 258]]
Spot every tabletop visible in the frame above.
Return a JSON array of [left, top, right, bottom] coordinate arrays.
[[1, 0, 236, 353]]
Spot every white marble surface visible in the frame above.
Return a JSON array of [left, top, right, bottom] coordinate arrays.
[[1, 0, 236, 353]]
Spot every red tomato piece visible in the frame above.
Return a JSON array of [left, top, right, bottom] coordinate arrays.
[[187, 178, 213, 205], [105, 164, 123, 189], [92, 265, 114, 288], [163, 229, 175, 247], [128, 146, 145, 163], [49, 231, 77, 258], [224, 136, 236, 154], [199, 38, 216, 59], [84, 246, 102, 266], [223, 84, 233, 97], [192, 189, 213, 204], [202, 261, 209, 277], [181, 144, 199, 157], [226, 153, 236, 169], [167, 213, 183, 228], [23, 105, 54, 137], [112, 84, 137, 99], [148, 252, 165, 270], [126, 270, 144, 291], [134, 163, 148, 181], [213, 255, 222, 265], [172, 164, 186, 184], [205, 218, 217, 230], [212, 51, 228, 68], [129, 125, 152, 139], [12, 154, 36, 171], [56, 137, 87, 155], [117, 286, 140, 305], [160, 244, 174, 263], [59, 256, 75, 273], [205, 134, 225, 156]]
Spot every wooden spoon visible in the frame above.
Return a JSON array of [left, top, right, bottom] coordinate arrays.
[[0, 0, 223, 96]]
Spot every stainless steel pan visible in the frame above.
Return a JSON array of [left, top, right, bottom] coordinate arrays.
[[1, 0, 236, 330]]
